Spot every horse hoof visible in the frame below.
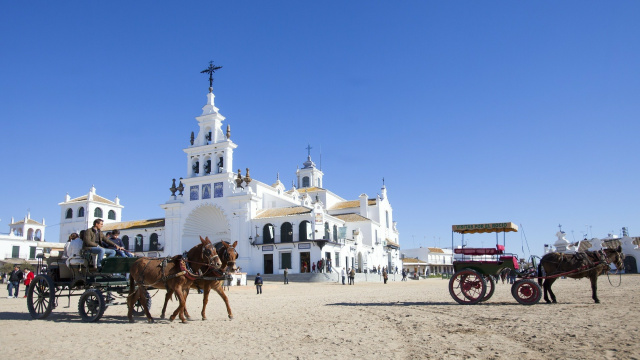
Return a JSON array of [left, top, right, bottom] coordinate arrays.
[[228, 315, 233, 320], [148, 319, 154, 323], [181, 320, 188, 324], [595, 300, 600, 304], [202, 317, 207, 321], [129, 318, 135, 323]]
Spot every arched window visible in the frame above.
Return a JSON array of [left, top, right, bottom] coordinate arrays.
[[94, 207, 103, 218], [35, 229, 42, 241], [299, 221, 311, 241], [281, 222, 293, 243], [108, 210, 116, 220], [78, 207, 85, 217], [135, 234, 144, 252], [386, 211, 389, 228], [150, 233, 159, 251], [302, 176, 310, 187], [122, 235, 129, 250], [333, 225, 338, 241], [324, 222, 331, 240], [27, 228, 34, 240], [65, 208, 73, 219], [263, 224, 275, 244]]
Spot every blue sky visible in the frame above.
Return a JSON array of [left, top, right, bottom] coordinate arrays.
[[1, 1, 638, 257]]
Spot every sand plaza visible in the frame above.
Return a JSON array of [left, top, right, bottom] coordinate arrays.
[[1, 274, 638, 359]]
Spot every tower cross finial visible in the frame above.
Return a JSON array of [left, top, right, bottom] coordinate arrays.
[[306, 144, 312, 157], [201, 61, 223, 91], [558, 224, 562, 232]]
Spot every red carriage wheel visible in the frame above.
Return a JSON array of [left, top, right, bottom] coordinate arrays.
[[511, 279, 542, 305], [449, 269, 487, 305]]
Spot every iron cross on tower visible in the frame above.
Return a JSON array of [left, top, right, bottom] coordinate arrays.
[[201, 61, 223, 91], [306, 144, 312, 157]]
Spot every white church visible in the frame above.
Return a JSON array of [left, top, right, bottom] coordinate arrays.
[[59, 81, 401, 276]]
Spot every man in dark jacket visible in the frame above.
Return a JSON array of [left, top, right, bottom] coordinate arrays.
[[255, 273, 263, 294], [7, 265, 23, 298], [83, 219, 123, 267]]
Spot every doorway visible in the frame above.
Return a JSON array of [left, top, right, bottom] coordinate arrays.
[[300, 252, 310, 273], [624, 255, 637, 273], [263, 254, 273, 274]]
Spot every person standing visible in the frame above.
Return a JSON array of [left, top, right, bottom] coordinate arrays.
[[350, 267, 356, 285], [383, 269, 388, 284], [283, 268, 289, 285], [82, 219, 123, 268], [7, 265, 23, 298], [341, 268, 346, 285], [23, 268, 35, 297], [255, 273, 263, 294], [312, 263, 316, 273]]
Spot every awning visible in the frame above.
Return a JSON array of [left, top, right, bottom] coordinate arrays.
[[452, 222, 518, 234]]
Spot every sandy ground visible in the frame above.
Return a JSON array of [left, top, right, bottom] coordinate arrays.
[[1, 274, 639, 359]]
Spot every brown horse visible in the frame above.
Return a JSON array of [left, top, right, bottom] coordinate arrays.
[[538, 246, 624, 304], [161, 240, 239, 320], [127, 236, 222, 323]]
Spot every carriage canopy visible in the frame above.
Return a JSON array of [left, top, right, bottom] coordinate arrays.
[[452, 222, 518, 234]]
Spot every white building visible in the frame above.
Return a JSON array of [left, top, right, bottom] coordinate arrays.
[[401, 247, 454, 275], [60, 83, 401, 275], [544, 227, 640, 273], [58, 185, 123, 241], [1, 213, 63, 265]]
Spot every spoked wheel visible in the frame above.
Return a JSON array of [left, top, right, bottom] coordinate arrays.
[[132, 289, 152, 316], [511, 279, 542, 305], [480, 275, 495, 302], [449, 269, 487, 305], [79, 289, 106, 322], [27, 275, 56, 319]]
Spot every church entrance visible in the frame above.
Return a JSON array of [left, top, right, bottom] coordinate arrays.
[[263, 254, 273, 274], [300, 252, 310, 273], [624, 255, 637, 273], [182, 205, 230, 251]]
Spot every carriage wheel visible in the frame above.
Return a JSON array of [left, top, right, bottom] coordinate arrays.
[[27, 275, 56, 319], [132, 289, 152, 316], [480, 275, 495, 302], [79, 289, 106, 322], [449, 269, 487, 305], [511, 279, 542, 305]]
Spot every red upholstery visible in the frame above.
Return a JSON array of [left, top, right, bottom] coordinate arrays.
[[454, 247, 498, 255], [496, 244, 505, 254], [500, 256, 519, 270]]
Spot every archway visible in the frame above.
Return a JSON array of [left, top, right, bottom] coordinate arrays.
[[357, 252, 363, 273], [624, 255, 638, 274], [182, 204, 230, 251]]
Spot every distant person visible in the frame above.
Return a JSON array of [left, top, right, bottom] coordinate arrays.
[[341, 268, 346, 285], [284, 268, 289, 284], [383, 269, 388, 284], [312, 263, 316, 273], [23, 268, 35, 297], [349, 267, 356, 285], [7, 265, 23, 298], [255, 273, 263, 294]]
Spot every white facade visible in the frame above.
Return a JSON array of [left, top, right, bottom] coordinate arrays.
[[58, 185, 123, 241], [401, 247, 454, 275], [1, 213, 62, 263], [61, 85, 401, 275]]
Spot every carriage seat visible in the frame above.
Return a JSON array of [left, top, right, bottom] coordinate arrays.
[[499, 256, 519, 270], [64, 239, 88, 267]]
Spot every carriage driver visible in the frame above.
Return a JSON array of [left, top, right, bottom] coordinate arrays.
[[83, 219, 125, 268]]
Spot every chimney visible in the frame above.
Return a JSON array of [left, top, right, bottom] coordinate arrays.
[[359, 193, 368, 218]]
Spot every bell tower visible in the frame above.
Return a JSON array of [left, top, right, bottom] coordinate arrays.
[[296, 144, 324, 188], [184, 63, 237, 178]]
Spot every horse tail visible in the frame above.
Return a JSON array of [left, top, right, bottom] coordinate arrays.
[[537, 263, 543, 286], [129, 274, 135, 295]]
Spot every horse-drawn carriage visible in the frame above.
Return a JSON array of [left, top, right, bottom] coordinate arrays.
[[448, 222, 542, 305], [27, 247, 148, 322]]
